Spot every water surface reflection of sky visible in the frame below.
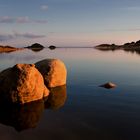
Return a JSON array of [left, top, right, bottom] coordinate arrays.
[[0, 48, 140, 140]]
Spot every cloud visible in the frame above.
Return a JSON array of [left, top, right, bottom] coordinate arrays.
[[0, 16, 15, 23], [0, 32, 45, 41], [14, 32, 46, 39], [34, 19, 47, 24], [122, 6, 140, 11], [41, 5, 48, 11], [16, 16, 30, 23], [0, 16, 47, 24], [105, 28, 140, 32], [0, 34, 14, 41]]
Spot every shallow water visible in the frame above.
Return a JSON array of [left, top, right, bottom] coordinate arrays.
[[0, 48, 140, 140]]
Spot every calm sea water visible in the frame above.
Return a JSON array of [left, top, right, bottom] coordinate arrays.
[[0, 48, 140, 140]]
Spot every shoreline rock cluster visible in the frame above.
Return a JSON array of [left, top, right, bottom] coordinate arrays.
[[0, 59, 67, 104], [95, 40, 140, 51], [0, 43, 57, 53], [0, 45, 23, 53]]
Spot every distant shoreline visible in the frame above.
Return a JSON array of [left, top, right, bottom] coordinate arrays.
[[0, 45, 23, 53], [95, 40, 140, 51], [1, 40, 140, 53]]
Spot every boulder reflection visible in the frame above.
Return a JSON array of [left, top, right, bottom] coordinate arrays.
[[0, 85, 67, 132], [0, 100, 44, 132], [45, 85, 67, 110], [28, 47, 44, 52]]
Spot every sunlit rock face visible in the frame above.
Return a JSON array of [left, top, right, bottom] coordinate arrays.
[[45, 85, 67, 110], [35, 59, 67, 88], [0, 100, 44, 132], [0, 64, 49, 104]]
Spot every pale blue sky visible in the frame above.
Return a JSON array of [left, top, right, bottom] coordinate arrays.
[[0, 0, 140, 47]]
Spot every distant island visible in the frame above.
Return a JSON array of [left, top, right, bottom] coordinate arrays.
[[25, 43, 56, 51], [25, 43, 45, 52], [25, 43, 44, 49], [0, 45, 23, 53], [95, 40, 140, 51], [49, 45, 56, 50], [0, 43, 57, 53]]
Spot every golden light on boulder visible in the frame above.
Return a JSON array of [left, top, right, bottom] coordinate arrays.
[[0, 64, 49, 104], [35, 59, 67, 88]]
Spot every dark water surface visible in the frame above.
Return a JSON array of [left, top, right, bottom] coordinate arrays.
[[0, 48, 140, 140]]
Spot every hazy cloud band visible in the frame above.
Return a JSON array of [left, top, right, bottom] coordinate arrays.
[[0, 16, 47, 24], [0, 32, 46, 41]]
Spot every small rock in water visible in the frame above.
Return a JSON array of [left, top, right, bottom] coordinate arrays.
[[99, 82, 116, 89]]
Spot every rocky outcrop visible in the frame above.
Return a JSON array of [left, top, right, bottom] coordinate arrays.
[[0, 45, 23, 53], [95, 40, 140, 51], [0, 58, 67, 104], [0, 59, 68, 130], [99, 82, 116, 89], [25, 43, 45, 52], [0, 64, 49, 104], [35, 59, 67, 88], [26, 43, 44, 49]]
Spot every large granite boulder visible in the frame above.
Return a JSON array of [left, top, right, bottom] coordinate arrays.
[[35, 59, 67, 88], [0, 64, 49, 104]]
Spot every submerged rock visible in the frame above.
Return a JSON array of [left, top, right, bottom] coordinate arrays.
[[99, 82, 116, 89], [0, 64, 49, 104], [35, 59, 67, 88]]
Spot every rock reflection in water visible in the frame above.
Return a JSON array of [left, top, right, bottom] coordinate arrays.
[[28, 47, 44, 52], [0, 100, 44, 132], [96, 47, 140, 56], [45, 85, 67, 110], [0, 85, 67, 132]]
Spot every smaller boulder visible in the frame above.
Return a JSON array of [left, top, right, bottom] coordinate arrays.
[[35, 59, 67, 88], [99, 82, 116, 89]]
